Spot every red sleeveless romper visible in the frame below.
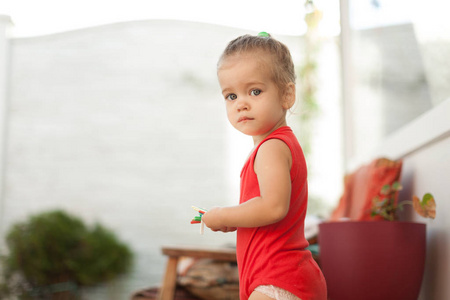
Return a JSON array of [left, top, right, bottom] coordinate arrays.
[[237, 126, 327, 300]]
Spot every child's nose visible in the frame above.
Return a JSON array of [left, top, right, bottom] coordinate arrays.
[[236, 97, 249, 111]]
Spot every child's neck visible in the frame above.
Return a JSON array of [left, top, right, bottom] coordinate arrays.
[[252, 122, 288, 146]]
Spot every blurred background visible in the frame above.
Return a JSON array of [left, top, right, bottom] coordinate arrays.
[[0, 0, 449, 299]]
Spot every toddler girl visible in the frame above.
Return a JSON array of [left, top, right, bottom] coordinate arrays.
[[202, 33, 327, 300]]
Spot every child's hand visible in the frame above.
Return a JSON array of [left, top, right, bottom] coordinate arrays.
[[202, 207, 237, 233]]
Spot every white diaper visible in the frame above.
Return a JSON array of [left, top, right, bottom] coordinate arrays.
[[254, 285, 301, 300]]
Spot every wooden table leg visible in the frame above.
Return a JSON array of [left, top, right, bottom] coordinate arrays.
[[157, 256, 179, 300]]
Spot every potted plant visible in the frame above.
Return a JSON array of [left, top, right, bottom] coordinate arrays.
[[370, 181, 436, 221], [0, 210, 133, 299], [319, 182, 436, 300]]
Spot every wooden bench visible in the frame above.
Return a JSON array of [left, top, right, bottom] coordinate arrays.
[[157, 245, 237, 300]]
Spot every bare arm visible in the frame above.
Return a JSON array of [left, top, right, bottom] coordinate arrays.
[[202, 139, 292, 231]]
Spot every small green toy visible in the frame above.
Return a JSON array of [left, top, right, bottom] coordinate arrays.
[[191, 206, 207, 234]]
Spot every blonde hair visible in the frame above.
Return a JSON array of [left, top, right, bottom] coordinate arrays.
[[217, 34, 296, 91]]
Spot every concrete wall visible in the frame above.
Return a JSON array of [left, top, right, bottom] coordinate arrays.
[[0, 15, 12, 228], [0, 19, 305, 298], [377, 98, 450, 300], [405, 135, 450, 300]]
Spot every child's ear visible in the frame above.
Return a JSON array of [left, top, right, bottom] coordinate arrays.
[[282, 82, 296, 109]]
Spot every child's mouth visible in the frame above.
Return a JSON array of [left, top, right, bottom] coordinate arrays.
[[238, 116, 253, 123]]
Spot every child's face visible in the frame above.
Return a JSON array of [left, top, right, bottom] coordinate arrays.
[[218, 52, 289, 143]]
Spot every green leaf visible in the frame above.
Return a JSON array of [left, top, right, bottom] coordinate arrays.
[[392, 181, 402, 191], [422, 193, 434, 205], [380, 184, 391, 195], [413, 194, 436, 219]]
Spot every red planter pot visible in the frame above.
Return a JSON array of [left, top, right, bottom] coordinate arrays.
[[319, 221, 426, 300]]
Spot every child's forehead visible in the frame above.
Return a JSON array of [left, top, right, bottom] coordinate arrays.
[[218, 55, 276, 91], [219, 51, 272, 71]]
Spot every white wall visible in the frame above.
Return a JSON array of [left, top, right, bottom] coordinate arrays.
[[0, 20, 306, 299], [377, 98, 450, 300], [3, 21, 243, 296], [0, 15, 12, 234], [404, 136, 450, 300]]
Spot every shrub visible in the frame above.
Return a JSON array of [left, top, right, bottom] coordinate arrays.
[[0, 210, 133, 298]]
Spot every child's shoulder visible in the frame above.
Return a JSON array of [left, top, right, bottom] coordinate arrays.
[[256, 138, 292, 166]]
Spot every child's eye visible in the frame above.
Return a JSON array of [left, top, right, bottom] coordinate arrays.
[[226, 94, 237, 101], [251, 89, 261, 96]]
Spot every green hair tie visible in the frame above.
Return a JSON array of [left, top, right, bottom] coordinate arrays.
[[257, 31, 270, 37]]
